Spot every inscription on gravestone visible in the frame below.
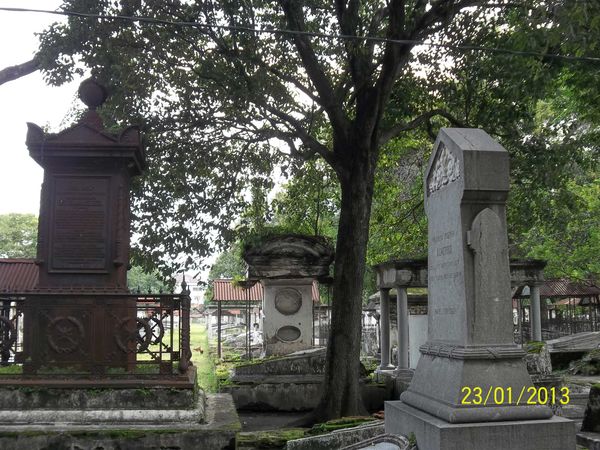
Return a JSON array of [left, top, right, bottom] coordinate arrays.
[[50, 176, 109, 271]]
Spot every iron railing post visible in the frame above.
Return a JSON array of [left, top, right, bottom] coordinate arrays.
[[178, 282, 192, 373]]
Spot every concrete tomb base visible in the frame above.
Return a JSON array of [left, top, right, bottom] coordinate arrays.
[[223, 348, 391, 411], [401, 352, 551, 423], [385, 401, 576, 450], [0, 393, 240, 450]]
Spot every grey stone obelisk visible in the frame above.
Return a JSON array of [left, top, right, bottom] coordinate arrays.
[[385, 129, 575, 450]]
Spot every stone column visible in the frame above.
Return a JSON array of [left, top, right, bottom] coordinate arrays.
[[379, 287, 394, 370], [395, 285, 409, 370], [530, 283, 542, 342]]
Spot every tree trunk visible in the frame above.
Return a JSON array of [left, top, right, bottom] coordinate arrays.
[[314, 146, 377, 421]]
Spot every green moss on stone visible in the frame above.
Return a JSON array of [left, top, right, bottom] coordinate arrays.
[[526, 341, 545, 354], [236, 428, 306, 449], [408, 432, 417, 446], [0, 428, 183, 439], [307, 416, 377, 436]]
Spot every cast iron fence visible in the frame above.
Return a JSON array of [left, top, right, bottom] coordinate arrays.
[[0, 293, 191, 381]]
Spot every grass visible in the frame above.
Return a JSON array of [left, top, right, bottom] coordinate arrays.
[[0, 365, 22, 375], [190, 323, 218, 393]]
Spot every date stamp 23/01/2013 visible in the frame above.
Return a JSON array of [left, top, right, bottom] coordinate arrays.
[[460, 386, 570, 406]]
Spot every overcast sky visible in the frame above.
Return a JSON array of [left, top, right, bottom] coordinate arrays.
[[0, 1, 83, 215]]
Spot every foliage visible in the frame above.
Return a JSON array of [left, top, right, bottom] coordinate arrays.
[[367, 132, 429, 266], [126, 265, 169, 293], [272, 159, 339, 238], [0, 214, 38, 259], [204, 241, 248, 301], [522, 177, 600, 279], [207, 242, 247, 280]]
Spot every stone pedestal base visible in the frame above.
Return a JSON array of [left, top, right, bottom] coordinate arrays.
[[385, 401, 576, 450]]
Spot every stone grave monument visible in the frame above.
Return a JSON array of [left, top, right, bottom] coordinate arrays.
[[243, 234, 334, 356], [385, 129, 575, 450], [0, 79, 239, 449], [24, 78, 144, 373], [223, 235, 334, 411]]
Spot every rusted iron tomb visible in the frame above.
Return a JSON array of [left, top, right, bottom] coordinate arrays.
[[0, 79, 193, 388]]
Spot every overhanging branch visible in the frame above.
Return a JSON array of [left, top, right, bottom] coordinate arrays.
[[278, 0, 350, 138], [379, 109, 466, 146], [0, 58, 39, 86], [261, 103, 337, 168]]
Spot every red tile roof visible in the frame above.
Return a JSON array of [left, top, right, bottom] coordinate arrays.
[[0, 258, 38, 293], [211, 279, 321, 302], [540, 279, 600, 298], [212, 279, 263, 301]]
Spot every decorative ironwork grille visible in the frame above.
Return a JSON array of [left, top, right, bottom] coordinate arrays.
[[0, 293, 192, 381]]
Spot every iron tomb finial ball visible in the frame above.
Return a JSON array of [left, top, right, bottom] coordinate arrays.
[[78, 78, 108, 110]]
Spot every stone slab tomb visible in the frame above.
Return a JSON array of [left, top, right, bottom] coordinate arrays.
[[385, 128, 575, 450], [243, 234, 333, 356]]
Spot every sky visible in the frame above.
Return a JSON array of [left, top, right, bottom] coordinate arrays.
[[0, 1, 83, 215]]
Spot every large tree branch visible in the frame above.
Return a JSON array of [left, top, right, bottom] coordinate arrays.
[[261, 103, 337, 168], [0, 58, 39, 86], [412, 0, 484, 39], [371, 0, 488, 145], [379, 109, 466, 146], [278, 0, 350, 141], [336, 0, 371, 91]]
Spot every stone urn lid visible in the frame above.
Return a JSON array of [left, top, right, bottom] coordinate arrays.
[[243, 234, 334, 279]]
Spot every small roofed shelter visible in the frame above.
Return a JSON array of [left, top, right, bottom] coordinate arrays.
[[514, 278, 600, 339], [372, 258, 427, 373], [208, 279, 264, 326], [0, 259, 39, 294], [0, 259, 38, 362], [372, 257, 554, 372], [243, 234, 334, 356]]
